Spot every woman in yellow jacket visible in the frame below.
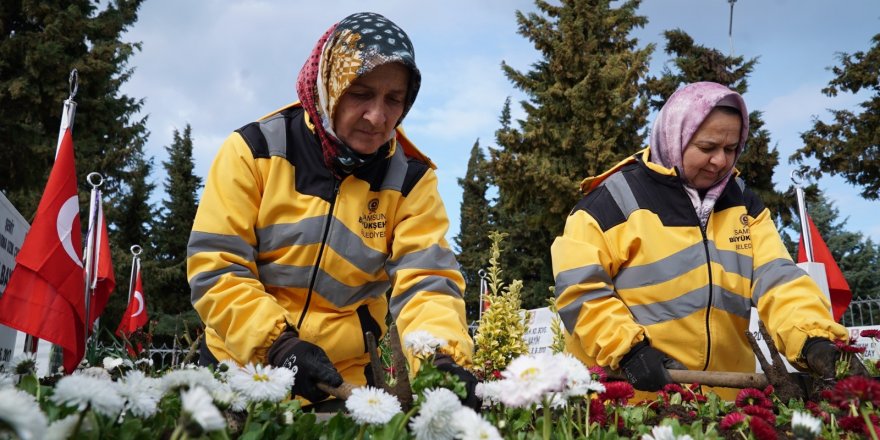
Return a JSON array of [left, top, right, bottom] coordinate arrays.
[[187, 12, 476, 409], [551, 82, 853, 399]]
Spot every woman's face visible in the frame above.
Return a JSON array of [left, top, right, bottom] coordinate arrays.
[[682, 108, 742, 190], [332, 62, 410, 155]]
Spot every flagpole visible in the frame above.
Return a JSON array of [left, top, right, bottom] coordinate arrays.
[[24, 69, 79, 357], [791, 170, 814, 262], [127, 245, 142, 308], [478, 269, 487, 323], [83, 172, 104, 348]]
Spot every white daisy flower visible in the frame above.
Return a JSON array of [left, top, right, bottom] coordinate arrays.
[[346, 386, 401, 425], [556, 353, 604, 398], [474, 380, 506, 405], [792, 411, 822, 438], [404, 331, 447, 358], [409, 387, 462, 440], [0, 387, 47, 440], [78, 366, 112, 381], [181, 386, 226, 432], [0, 371, 16, 388], [450, 407, 502, 440], [159, 367, 220, 394], [216, 359, 241, 382], [8, 352, 37, 375], [135, 358, 153, 368], [117, 370, 162, 418], [641, 425, 693, 440], [499, 353, 567, 408], [212, 382, 247, 412], [50, 374, 124, 418], [102, 356, 132, 371], [227, 363, 294, 403], [46, 414, 94, 440]]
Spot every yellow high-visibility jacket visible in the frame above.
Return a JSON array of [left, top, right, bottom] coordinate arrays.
[[187, 103, 473, 386], [551, 149, 846, 394]]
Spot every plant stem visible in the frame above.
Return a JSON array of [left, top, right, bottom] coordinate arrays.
[[543, 397, 551, 440], [863, 408, 879, 440]]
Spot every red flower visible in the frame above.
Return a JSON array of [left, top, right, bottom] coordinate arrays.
[[861, 329, 880, 339], [720, 412, 747, 431], [589, 365, 607, 382], [599, 381, 634, 404], [589, 398, 607, 427], [834, 338, 867, 354], [762, 384, 774, 397], [735, 388, 773, 409], [805, 400, 831, 424], [491, 370, 502, 379], [742, 405, 777, 424], [838, 413, 879, 436], [749, 416, 778, 440], [826, 376, 880, 410]]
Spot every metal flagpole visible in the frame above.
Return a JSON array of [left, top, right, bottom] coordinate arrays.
[[127, 245, 143, 308], [83, 172, 104, 350], [728, 0, 737, 56], [792, 170, 814, 262], [25, 69, 79, 356], [477, 269, 488, 322]]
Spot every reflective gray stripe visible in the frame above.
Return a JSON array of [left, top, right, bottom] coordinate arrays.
[[604, 173, 639, 218], [710, 244, 754, 280], [256, 217, 326, 253], [389, 276, 462, 320], [554, 264, 612, 299], [752, 258, 806, 305], [380, 147, 408, 192], [325, 220, 389, 276], [187, 231, 256, 261], [386, 245, 458, 280], [557, 287, 616, 333], [259, 262, 391, 308], [258, 262, 313, 290], [190, 265, 256, 303], [629, 285, 709, 325], [615, 242, 706, 289], [734, 177, 745, 192], [260, 114, 288, 157], [712, 286, 752, 319]]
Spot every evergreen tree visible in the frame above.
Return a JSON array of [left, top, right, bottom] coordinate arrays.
[[0, 0, 147, 220], [454, 139, 492, 321], [792, 33, 880, 200], [643, 29, 789, 223], [490, 0, 652, 308], [787, 190, 880, 301], [152, 124, 202, 315]]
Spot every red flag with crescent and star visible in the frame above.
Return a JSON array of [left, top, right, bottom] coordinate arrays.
[[0, 127, 86, 374], [86, 198, 115, 332], [797, 213, 852, 322], [116, 265, 148, 340]]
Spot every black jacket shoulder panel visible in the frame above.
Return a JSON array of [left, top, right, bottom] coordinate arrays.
[[401, 158, 430, 197]]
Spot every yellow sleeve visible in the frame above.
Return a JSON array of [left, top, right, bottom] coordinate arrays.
[[187, 133, 288, 365], [386, 168, 474, 369], [551, 209, 644, 368], [750, 207, 848, 365]]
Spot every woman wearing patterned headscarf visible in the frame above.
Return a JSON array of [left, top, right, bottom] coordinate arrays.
[[551, 82, 854, 399], [188, 12, 478, 409]]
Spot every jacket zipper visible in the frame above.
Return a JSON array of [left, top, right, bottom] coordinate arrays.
[[297, 179, 341, 329]]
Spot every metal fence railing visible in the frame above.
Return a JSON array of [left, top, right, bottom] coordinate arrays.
[[841, 297, 880, 328]]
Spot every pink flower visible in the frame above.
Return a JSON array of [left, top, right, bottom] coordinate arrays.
[[588, 398, 607, 427], [720, 412, 747, 431], [599, 381, 634, 404], [735, 388, 773, 409], [826, 376, 880, 410], [835, 339, 867, 354], [742, 405, 776, 424], [588, 365, 607, 383], [749, 415, 778, 440], [861, 329, 880, 339]]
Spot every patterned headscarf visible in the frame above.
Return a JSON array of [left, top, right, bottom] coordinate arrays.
[[296, 12, 421, 173], [649, 82, 749, 226]]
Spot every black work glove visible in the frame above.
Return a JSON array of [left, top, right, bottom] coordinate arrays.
[[802, 337, 869, 380], [267, 330, 343, 402], [620, 340, 685, 392], [433, 353, 481, 411]]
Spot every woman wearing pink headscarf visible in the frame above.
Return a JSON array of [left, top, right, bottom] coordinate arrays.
[[551, 82, 853, 399]]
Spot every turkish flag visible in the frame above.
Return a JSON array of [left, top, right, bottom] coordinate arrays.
[[116, 265, 148, 339], [86, 198, 115, 332], [797, 213, 852, 322], [0, 127, 86, 373]]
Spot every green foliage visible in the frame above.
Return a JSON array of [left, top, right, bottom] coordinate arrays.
[[545, 296, 566, 354], [490, 0, 653, 308], [643, 28, 789, 224], [472, 232, 530, 379], [793, 33, 880, 200], [454, 139, 493, 322]]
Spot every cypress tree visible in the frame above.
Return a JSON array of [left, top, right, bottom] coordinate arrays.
[[490, 0, 652, 308], [454, 139, 493, 321]]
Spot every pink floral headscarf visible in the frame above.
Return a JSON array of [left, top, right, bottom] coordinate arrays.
[[295, 12, 421, 174], [649, 82, 749, 226]]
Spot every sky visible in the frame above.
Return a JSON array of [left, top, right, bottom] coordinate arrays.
[[120, 0, 880, 246]]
